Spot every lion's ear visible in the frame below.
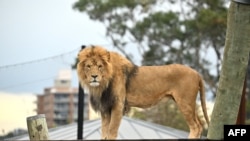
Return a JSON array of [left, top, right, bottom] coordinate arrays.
[[107, 51, 110, 61]]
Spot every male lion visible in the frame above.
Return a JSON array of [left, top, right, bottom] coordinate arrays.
[[77, 45, 209, 139]]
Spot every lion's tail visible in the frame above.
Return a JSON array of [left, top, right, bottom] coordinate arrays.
[[199, 75, 210, 126]]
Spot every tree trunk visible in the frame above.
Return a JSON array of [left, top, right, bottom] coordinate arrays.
[[207, 1, 250, 140]]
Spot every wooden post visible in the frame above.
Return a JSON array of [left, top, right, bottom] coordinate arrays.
[[27, 114, 49, 140]]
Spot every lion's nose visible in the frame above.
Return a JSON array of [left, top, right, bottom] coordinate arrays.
[[91, 75, 98, 79]]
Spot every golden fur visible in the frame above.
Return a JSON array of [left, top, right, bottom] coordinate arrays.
[[77, 45, 209, 139]]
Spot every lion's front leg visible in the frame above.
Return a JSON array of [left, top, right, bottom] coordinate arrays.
[[101, 113, 110, 139], [107, 98, 124, 139]]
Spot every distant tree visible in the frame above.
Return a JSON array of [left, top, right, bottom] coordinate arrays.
[[207, 1, 250, 139], [0, 132, 14, 140], [73, 0, 228, 95], [0, 129, 27, 140]]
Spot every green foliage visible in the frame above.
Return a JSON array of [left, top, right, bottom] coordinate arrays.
[[73, 1, 228, 95]]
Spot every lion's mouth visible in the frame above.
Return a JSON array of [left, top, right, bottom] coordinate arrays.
[[90, 81, 100, 87]]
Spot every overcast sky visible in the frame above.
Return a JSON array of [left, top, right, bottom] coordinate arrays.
[[0, 0, 139, 94], [0, 1, 143, 134]]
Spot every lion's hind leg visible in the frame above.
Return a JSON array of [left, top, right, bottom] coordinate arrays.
[[174, 96, 203, 138]]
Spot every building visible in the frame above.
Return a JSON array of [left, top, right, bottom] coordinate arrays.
[[36, 69, 90, 128]]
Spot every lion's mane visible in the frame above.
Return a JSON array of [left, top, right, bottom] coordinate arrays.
[[77, 46, 137, 115]]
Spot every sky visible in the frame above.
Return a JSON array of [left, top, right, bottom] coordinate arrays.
[[0, 0, 116, 135], [0, 0, 142, 94], [0, 93, 36, 135]]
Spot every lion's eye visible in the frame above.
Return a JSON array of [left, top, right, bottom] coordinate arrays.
[[98, 65, 103, 70], [86, 65, 91, 70]]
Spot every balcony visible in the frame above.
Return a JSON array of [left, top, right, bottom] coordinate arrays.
[[54, 98, 70, 103], [54, 106, 69, 112]]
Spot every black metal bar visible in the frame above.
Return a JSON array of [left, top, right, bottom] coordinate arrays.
[[77, 45, 86, 140], [77, 83, 84, 139]]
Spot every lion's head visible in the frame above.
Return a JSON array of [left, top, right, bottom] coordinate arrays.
[[77, 46, 113, 92]]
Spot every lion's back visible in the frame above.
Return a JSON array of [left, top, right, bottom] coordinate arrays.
[[109, 51, 132, 67]]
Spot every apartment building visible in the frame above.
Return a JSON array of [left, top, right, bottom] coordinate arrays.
[[37, 69, 90, 128]]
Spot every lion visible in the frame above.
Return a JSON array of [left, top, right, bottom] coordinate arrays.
[[77, 45, 209, 139]]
